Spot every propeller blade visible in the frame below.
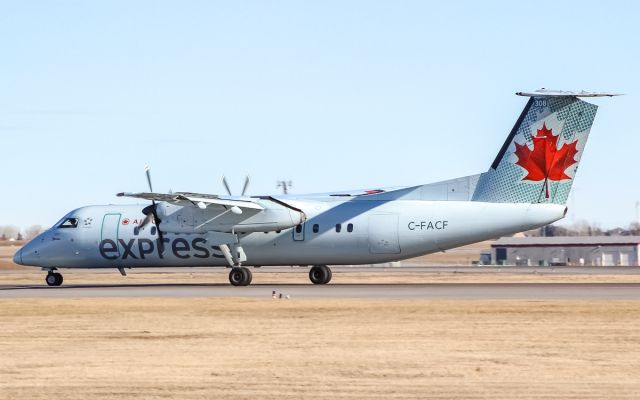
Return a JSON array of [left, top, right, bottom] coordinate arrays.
[[143, 202, 165, 254], [156, 225, 166, 254], [144, 165, 153, 192], [151, 207, 165, 254], [222, 176, 232, 196], [241, 175, 250, 196], [139, 166, 164, 254]]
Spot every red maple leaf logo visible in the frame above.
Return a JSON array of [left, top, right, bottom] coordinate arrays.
[[514, 123, 578, 198]]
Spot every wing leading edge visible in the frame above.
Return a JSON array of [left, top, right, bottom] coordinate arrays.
[[117, 192, 264, 211]]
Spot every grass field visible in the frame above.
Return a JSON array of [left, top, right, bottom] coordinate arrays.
[[1, 298, 640, 399], [3, 241, 640, 399]]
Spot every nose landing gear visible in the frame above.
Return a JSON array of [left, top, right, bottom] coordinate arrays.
[[45, 270, 63, 287]]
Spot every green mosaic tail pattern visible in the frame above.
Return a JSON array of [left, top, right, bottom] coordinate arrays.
[[471, 96, 598, 205]]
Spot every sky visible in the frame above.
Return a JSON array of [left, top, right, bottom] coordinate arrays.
[[0, 1, 638, 230]]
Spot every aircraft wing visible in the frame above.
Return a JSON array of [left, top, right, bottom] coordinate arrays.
[[116, 192, 264, 211]]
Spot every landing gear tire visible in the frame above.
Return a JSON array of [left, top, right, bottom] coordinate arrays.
[[309, 265, 332, 285], [241, 267, 252, 286], [229, 267, 252, 286], [46, 272, 63, 287]]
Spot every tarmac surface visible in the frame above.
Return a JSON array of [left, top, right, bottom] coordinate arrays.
[[2, 282, 640, 299], [3, 266, 640, 299]]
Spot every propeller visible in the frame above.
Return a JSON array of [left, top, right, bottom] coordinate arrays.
[[222, 176, 232, 196], [139, 165, 165, 253], [241, 175, 250, 196], [222, 175, 250, 196]]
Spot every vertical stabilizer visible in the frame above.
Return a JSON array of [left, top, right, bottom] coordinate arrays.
[[471, 91, 610, 205]]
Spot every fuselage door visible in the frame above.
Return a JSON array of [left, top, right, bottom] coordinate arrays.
[[368, 214, 401, 254], [101, 213, 122, 257], [292, 222, 305, 241]]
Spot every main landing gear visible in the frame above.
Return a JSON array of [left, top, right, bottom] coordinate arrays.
[[229, 267, 252, 286], [45, 270, 63, 287], [309, 265, 332, 285], [213, 232, 253, 286]]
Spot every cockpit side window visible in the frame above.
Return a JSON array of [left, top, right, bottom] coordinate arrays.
[[58, 218, 79, 228]]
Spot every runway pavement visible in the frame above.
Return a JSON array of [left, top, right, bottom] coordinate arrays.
[[2, 282, 640, 300], [3, 266, 640, 299]]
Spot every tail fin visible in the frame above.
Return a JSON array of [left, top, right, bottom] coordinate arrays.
[[471, 90, 619, 205]]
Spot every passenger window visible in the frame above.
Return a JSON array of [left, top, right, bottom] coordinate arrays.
[[151, 226, 157, 235], [295, 225, 303, 233], [312, 224, 319, 233], [347, 223, 353, 232], [59, 218, 78, 228], [335, 224, 341, 232]]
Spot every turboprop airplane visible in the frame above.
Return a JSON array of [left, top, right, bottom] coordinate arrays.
[[14, 89, 620, 286]]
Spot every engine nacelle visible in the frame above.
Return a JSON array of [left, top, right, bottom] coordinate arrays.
[[155, 200, 305, 234]]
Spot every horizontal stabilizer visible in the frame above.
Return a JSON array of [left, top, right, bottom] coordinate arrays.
[[516, 89, 622, 97]]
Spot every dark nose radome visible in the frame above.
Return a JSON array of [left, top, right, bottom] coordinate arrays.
[[13, 249, 23, 265]]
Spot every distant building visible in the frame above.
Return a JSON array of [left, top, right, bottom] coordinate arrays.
[[491, 236, 640, 266]]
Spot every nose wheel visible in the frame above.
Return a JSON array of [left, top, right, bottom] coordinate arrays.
[[45, 271, 63, 287]]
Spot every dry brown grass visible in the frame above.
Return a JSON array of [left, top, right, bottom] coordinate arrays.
[[0, 244, 25, 271], [1, 298, 640, 399], [0, 241, 26, 247], [405, 240, 492, 265]]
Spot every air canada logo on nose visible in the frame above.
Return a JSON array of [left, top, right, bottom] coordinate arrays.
[[514, 123, 578, 198], [121, 218, 146, 225]]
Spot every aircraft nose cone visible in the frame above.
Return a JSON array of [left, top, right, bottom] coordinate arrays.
[[15, 239, 44, 266], [13, 249, 23, 265]]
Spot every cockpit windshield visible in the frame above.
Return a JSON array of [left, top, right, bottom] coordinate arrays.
[[58, 218, 79, 228]]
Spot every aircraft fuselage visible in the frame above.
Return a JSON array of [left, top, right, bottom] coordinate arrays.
[[16, 200, 565, 269]]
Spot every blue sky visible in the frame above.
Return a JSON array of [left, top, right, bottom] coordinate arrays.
[[0, 1, 637, 229]]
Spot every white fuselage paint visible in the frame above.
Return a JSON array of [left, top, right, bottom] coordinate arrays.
[[17, 200, 565, 269]]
